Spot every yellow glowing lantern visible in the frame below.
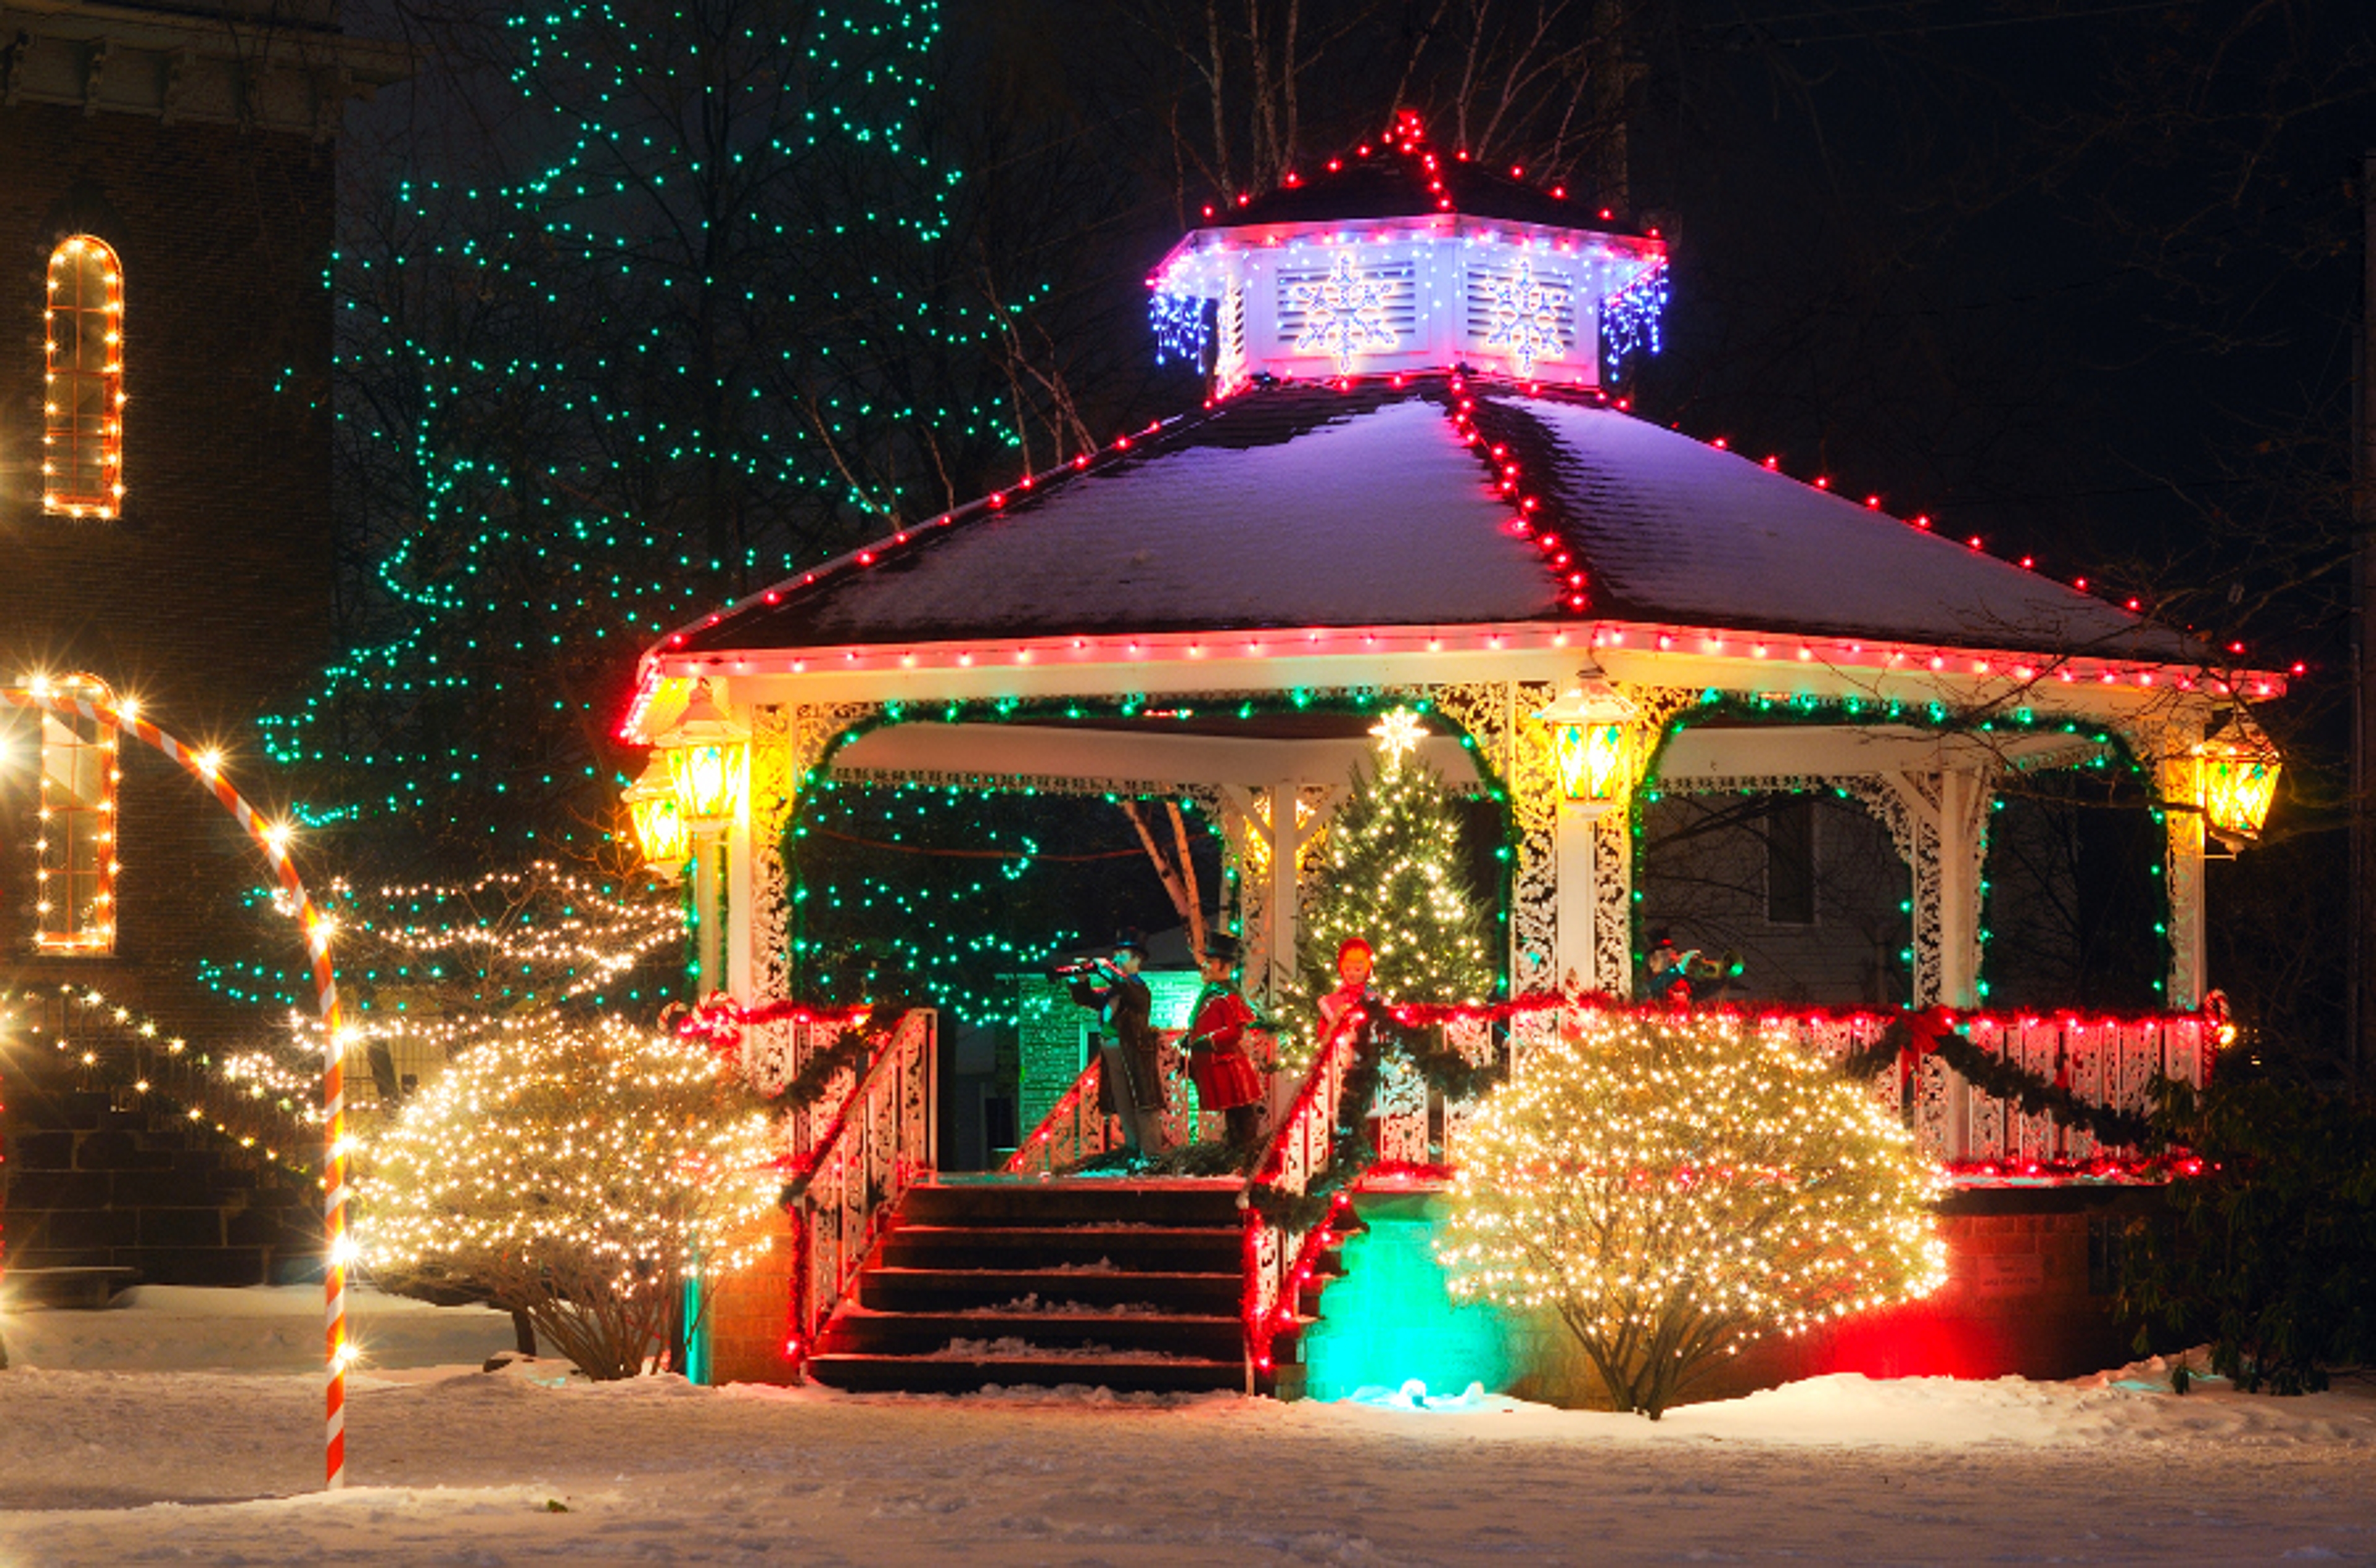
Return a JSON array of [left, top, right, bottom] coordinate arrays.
[[2195, 714, 2281, 850], [664, 680, 748, 830], [1533, 668, 1638, 816], [624, 753, 689, 876]]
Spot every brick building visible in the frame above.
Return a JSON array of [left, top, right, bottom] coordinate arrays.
[[0, 0, 403, 1287]]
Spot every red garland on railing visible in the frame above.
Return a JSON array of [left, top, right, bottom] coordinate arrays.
[[780, 1032, 909, 1197], [669, 993, 875, 1062], [1379, 990, 2228, 1036]]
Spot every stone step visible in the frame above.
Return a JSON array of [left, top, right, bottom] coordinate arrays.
[[805, 1351, 1244, 1395], [900, 1179, 1243, 1229], [879, 1224, 1241, 1273], [858, 1265, 1242, 1316], [822, 1306, 1244, 1359]]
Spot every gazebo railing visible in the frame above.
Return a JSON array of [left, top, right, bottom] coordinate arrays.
[[1240, 1007, 1364, 1384], [783, 1009, 937, 1359], [1002, 1031, 1259, 1174], [1347, 1002, 2212, 1176], [1237, 996, 2214, 1381]]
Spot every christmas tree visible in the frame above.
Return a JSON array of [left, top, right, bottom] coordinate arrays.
[[1292, 709, 1497, 1041], [272, 0, 1069, 855], [1438, 1008, 1947, 1418]]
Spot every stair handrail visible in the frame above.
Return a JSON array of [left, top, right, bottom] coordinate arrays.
[[1238, 1002, 1371, 1382], [781, 1007, 937, 1363], [1003, 1056, 1108, 1175], [1001, 1032, 1215, 1175]]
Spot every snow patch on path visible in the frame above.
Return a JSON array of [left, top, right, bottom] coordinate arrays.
[[0, 1282, 517, 1373]]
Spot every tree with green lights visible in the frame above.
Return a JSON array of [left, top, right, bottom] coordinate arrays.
[[1293, 715, 1497, 1041], [788, 780, 1205, 1028], [282, 0, 1078, 856]]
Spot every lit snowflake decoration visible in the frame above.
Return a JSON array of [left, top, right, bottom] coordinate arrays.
[[1369, 707, 1428, 764], [1484, 259, 1569, 377], [1294, 253, 1398, 374]]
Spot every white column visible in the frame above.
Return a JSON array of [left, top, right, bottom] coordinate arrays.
[[1554, 801, 1601, 993], [2162, 747, 2206, 1009], [1267, 778, 1299, 1007], [725, 803, 755, 1003], [1933, 768, 1986, 1009], [694, 833, 726, 999]]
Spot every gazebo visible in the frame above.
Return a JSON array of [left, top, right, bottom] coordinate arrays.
[[623, 118, 2283, 1399]]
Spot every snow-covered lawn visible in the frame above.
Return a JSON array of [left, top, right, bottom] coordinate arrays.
[[4, 1286, 2375, 1565]]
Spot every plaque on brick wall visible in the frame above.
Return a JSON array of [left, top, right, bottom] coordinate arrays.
[[1974, 1253, 2046, 1296]]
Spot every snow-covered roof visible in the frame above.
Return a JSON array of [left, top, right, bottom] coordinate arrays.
[[669, 377, 2197, 666]]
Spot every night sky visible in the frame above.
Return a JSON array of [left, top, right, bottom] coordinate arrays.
[[337, 0, 2376, 1058]]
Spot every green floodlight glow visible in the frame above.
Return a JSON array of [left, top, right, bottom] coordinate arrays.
[[1301, 1196, 1515, 1403]]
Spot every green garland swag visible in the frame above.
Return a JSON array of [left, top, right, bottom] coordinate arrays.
[[1840, 1015, 2157, 1150], [1247, 1006, 2159, 1231], [1246, 1010, 1510, 1232], [773, 1004, 911, 1205]]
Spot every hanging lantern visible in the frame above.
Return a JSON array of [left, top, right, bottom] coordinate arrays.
[[623, 754, 689, 877], [665, 679, 749, 832], [2194, 714, 2281, 850], [1533, 668, 1639, 815]]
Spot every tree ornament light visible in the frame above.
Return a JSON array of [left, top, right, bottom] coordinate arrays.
[[1533, 667, 1637, 814], [2193, 714, 2281, 850], [1439, 1007, 1947, 1418]]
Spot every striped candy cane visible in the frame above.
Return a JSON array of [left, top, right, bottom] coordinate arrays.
[[1, 686, 351, 1489]]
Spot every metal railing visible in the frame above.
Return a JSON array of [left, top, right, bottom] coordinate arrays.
[[783, 1009, 937, 1359], [1001, 1031, 1263, 1174], [1239, 1007, 1366, 1382], [1, 983, 314, 1171], [1236, 996, 2216, 1381]]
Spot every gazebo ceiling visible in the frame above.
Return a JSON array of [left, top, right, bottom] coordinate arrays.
[[667, 376, 2200, 668]]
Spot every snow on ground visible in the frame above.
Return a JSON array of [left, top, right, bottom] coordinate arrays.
[[2, 1290, 2375, 1565], [1, 1283, 517, 1374]]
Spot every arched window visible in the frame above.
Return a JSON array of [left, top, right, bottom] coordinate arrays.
[[35, 674, 119, 954], [43, 236, 126, 520]]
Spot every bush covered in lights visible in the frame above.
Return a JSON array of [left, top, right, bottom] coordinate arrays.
[[1439, 1008, 1947, 1418], [356, 1013, 778, 1380]]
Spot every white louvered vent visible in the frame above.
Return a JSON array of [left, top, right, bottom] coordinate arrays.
[[1463, 259, 1580, 369], [1274, 259, 1419, 356]]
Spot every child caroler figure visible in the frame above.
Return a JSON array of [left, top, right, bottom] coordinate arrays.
[[1182, 933, 1270, 1147], [1317, 936, 1374, 1038]]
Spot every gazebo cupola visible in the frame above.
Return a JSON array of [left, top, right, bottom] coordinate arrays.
[[1146, 110, 1668, 394]]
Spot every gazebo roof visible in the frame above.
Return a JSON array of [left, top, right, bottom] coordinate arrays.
[[668, 377, 2198, 666]]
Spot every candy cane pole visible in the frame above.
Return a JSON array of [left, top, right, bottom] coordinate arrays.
[[1, 684, 351, 1488]]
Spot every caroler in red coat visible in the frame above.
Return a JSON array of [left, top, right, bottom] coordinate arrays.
[[1183, 932, 1270, 1146]]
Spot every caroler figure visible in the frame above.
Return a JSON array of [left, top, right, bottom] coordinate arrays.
[[1317, 936, 1375, 1039], [1065, 931, 1166, 1153], [1182, 932, 1271, 1147]]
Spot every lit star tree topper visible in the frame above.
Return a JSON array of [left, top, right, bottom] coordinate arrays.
[[1438, 1007, 1948, 1418], [1291, 710, 1497, 1058], [1485, 257, 1569, 377], [1367, 705, 1429, 763], [1293, 252, 1399, 374]]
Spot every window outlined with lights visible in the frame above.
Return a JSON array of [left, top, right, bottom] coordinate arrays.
[[35, 674, 119, 955], [43, 235, 126, 520]]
